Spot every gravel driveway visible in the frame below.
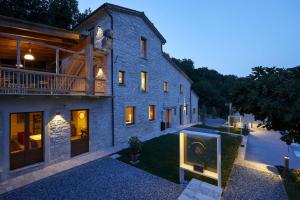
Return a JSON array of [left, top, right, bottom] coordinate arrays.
[[0, 158, 183, 200], [223, 165, 287, 200]]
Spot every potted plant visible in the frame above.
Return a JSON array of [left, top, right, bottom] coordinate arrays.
[[128, 136, 142, 164]]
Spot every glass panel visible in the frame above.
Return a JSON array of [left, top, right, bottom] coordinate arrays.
[[71, 110, 89, 157], [141, 72, 147, 91], [183, 134, 217, 173], [149, 105, 155, 121], [166, 109, 172, 128], [29, 112, 43, 150], [126, 107, 134, 125], [119, 71, 124, 84], [141, 38, 146, 58], [164, 82, 168, 92], [71, 110, 88, 140], [10, 113, 25, 153]]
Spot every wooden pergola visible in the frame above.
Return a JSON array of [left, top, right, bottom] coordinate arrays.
[[0, 15, 108, 96]]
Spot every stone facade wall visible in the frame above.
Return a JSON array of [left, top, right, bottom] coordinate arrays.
[[0, 5, 200, 179], [0, 96, 112, 177], [48, 113, 70, 163], [80, 10, 199, 145]]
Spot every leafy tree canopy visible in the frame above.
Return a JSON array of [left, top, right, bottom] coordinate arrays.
[[232, 66, 300, 142], [172, 57, 239, 117], [0, 0, 90, 29]]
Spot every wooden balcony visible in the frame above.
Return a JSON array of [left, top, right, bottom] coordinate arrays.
[[0, 66, 96, 95], [0, 27, 109, 97]]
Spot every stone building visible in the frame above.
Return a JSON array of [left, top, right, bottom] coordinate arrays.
[[0, 3, 199, 181]]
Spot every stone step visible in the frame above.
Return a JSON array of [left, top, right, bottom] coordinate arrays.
[[178, 179, 222, 200]]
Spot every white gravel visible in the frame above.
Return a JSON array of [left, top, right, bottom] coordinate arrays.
[[0, 158, 183, 200], [222, 165, 288, 200]]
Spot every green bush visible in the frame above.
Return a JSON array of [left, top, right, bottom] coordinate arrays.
[[128, 136, 142, 154]]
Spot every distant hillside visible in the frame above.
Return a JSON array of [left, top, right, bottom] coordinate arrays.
[[171, 57, 240, 118]]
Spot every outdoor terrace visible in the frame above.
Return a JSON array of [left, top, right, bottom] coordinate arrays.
[[0, 16, 109, 96]]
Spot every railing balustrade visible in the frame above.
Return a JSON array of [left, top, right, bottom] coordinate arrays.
[[0, 66, 89, 95]]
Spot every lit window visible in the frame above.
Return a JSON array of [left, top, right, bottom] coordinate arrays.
[[180, 84, 183, 94], [164, 81, 168, 93], [141, 71, 148, 91], [148, 105, 155, 121], [141, 37, 147, 58], [125, 106, 135, 125], [119, 71, 125, 85], [186, 105, 189, 116]]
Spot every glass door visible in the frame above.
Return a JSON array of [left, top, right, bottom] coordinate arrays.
[[71, 110, 89, 157], [10, 112, 43, 170], [166, 109, 172, 128], [180, 105, 183, 125]]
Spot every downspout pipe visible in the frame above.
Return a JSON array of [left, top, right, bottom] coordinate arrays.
[[105, 8, 115, 146]]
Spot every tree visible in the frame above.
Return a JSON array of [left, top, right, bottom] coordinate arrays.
[[232, 66, 300, 143], [0, 0, 90, 29], [211, 107, 218, 118], [172, 57, 239, 118], [200, 104, 207, 125]]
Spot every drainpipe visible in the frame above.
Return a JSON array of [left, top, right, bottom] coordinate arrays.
[[105, 8, 115, 146]]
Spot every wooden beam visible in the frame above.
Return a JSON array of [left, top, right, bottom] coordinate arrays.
[[0, 15, 80, 41], [16, 37, 20, 68]]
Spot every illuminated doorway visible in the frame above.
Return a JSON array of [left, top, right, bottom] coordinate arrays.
[[10, 112, 43, 170], [71, 110, 89, 157], [166, 109, 172, 128]]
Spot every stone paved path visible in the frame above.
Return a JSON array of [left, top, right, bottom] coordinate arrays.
[[222, 165, 287, 200], [246, 129, 300, 169], [0, 158, 183, 200], [222, 131, 288, 200], [178, 179, 222, 200]]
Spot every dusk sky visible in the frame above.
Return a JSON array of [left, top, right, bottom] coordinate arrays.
[[78, 0, 300, 77]]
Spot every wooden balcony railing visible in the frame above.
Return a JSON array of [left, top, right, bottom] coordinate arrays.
[[0, 67, 88, 95]]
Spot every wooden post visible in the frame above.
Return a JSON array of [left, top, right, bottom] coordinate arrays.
[[16, 38, 21, 68], [56, 49, 59, 74], [217, 135, 222, 188], [16, 38, 21, 93], [85, 44, 94, 95]]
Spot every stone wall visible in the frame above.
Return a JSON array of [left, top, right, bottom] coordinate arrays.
[[0, 96, 112, 177], [76, 9, 200, 146], [48, 113, 70, 163]]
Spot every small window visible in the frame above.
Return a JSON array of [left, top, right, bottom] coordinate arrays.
[[148, 105, 155, 121], [164, 81, 168, 93], [180, 84, 183, 94], [119, 71, 125, 85], [141, 71, 148, 92], [193, 108, 196, 114], [125, 106, 135, 125], [141, 37, 147, 58]]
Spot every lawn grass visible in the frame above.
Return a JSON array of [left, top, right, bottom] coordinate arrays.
[[192, 124, 249, 135], [277, 166, 300, 200], [117, 133, 242, 187]]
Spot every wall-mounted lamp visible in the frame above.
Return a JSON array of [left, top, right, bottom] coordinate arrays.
[[96, 67, 105, 79], [79, 112, 85, 120]]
